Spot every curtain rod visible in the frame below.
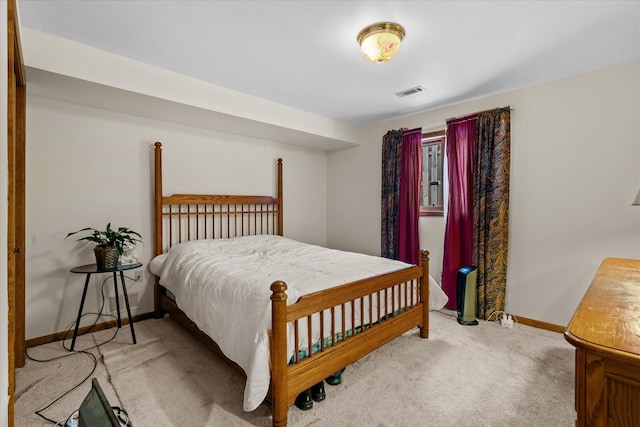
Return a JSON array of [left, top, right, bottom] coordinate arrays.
[[446, 106, 512, 123]]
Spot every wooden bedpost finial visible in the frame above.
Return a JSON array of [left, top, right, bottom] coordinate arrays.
[[419, 249, 430, 265], [155, 141, 162, 149], [270, 280, 287, 302]]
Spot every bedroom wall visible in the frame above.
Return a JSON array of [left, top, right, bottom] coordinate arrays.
[[328, 61, 640, 326], [25, 95, 328, 340]]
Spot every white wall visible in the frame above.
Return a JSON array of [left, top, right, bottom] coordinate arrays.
[[25, 96, 327, 339], [23, 28, 360, 151], [328, 61, 640, 326], [1, 1, 9, 424], [326, 124, 448, 285]]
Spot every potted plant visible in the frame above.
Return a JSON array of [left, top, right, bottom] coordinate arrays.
[[66, 223, 142, 270]]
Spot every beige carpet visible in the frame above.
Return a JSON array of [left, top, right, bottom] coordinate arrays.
[[15, 311, 576, 426]]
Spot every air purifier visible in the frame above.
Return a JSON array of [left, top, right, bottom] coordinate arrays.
[[456, 266, 478, 325]]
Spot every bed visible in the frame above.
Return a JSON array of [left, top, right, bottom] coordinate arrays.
[[150, 142, 436, 427]]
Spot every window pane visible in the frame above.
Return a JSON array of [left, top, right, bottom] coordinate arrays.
[[420, 133, 444, 216], [422, 143, 442, 206]]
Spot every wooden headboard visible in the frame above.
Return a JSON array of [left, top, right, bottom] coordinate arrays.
[[153, 142, 283, 317], [153, 142, 283, 257]]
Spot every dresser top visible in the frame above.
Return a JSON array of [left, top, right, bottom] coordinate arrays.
[[565, 258, 640, 360]]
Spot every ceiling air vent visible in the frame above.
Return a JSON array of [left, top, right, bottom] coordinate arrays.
[[395, 86, 426, 97]]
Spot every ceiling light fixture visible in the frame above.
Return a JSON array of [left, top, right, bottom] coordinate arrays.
[[357, 22, 405, 63]]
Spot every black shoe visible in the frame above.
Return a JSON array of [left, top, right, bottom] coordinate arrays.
[[295, 388, 313, 410], [325, 368, 345, 386], [311, 381, 325, 402]]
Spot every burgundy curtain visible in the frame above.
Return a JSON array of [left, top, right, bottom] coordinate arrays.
[[442, 115, 478, 308], [397, 128, 423, 265]]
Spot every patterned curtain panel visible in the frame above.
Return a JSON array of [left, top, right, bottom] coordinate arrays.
[[381, 130, 403, 259], [473, 107, 511, 319]]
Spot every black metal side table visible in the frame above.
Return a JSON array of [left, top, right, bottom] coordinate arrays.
[[69, 262, 141, 351]]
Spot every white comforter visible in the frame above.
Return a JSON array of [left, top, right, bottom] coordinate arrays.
[[149, 235, 447, 411]]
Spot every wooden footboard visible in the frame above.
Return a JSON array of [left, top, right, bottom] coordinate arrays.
[[269, 250, 429, 427]]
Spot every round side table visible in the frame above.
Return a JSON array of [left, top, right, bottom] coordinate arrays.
[[69, 262, 141, 351]]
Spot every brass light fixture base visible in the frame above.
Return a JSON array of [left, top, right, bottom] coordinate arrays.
[[357, 22, 406, 63]]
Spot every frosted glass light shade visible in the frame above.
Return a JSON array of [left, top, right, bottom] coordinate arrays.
[[357, 22, 405, 63]]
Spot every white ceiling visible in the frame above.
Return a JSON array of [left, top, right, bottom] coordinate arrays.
[[17, 0, 640, 126]]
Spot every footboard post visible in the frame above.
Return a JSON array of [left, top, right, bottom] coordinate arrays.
[[270, 281, 288, 427], [419, 250, 430, 339]]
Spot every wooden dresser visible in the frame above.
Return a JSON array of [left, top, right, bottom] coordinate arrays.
[[565, 258, 640, 427]]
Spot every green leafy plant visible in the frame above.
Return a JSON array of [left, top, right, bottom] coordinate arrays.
[[65, 223, 142, 255]]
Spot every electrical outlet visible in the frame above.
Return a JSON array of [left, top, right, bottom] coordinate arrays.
[[134, 270, 142, 282]]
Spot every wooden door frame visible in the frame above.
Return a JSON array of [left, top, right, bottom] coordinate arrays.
[[14, 26, 26, 372], [7, 0, 26, 425]]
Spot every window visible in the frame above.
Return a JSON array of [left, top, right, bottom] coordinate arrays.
[[420, 131, 445, 216]]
